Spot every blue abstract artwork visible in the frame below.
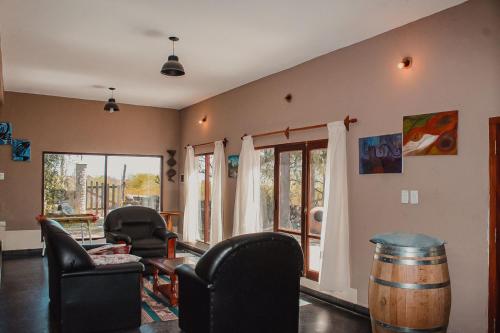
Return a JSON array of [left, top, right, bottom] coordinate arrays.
[[228, 155, 239, 178], [359, 133, 402, 174], [0, 122, 12, 144], [11, 139, 31, 161]]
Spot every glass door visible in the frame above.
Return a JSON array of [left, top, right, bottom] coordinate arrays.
[[306, 141, 327, 281], [274, 140, 327, 281]]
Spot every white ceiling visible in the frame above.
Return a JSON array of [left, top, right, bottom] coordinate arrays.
[[0, 0, 465, 110]]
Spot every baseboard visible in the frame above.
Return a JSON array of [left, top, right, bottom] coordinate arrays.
[[177, 241, 208, 255], [2, 248, 42, 259], [300, 285, 370, 318]]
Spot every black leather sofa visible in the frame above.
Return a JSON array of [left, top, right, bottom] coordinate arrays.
[[43, 219, 144, 333], [104, 206, 177, 258], [175, 232, 304, 333]]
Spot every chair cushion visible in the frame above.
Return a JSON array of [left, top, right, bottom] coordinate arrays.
[[132, 238, 165, 250], [370, 232, 445, 248], [90, 254, 142, 266], [121, 221, 154, 240]]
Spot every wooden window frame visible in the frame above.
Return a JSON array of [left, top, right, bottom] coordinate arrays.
[[257, 139, 328, 281], [489, 117, 500, 333], [41, 151, 164, 216]]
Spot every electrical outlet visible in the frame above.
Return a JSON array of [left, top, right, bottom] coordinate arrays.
[[0, 172, 4, 180]]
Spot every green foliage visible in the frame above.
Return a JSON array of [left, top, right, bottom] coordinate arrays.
[[125, 173, 160, 196], [43, 154, 67, 212]]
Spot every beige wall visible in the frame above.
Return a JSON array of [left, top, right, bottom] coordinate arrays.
[[179, 0, 500, 331], [0, 92, 180, 231]]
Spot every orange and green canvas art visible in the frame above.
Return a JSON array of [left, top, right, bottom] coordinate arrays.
[[403, 110, 458, 156]]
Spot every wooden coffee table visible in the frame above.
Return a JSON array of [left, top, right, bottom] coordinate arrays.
[[144, 256, 199, 306]]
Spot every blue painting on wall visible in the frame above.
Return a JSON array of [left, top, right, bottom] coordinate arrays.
[[0, 122, 12, 144], [359, 133, 402, 174], [228, 155, 239, 178], [11, 139, 31, 161]]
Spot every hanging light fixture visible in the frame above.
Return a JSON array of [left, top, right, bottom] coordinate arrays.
[[104, 87, 120, 113], [161, 36, 185, 77]]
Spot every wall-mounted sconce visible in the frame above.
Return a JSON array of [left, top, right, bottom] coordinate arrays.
[[398, 57, 413, 69], [198, 116, 207, 124], [285, 93, 293, 103]]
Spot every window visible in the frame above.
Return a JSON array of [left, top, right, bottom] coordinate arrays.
[[197, 154, 213, 243], [259, 148, 275, 232], [258, 140, 327, 281], [43, 152, 162, 238]]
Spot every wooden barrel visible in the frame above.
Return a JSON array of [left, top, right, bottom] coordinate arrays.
[[368, 243, 451, 333]]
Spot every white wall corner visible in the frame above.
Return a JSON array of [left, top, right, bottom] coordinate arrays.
[[0, 230, 43, 251]]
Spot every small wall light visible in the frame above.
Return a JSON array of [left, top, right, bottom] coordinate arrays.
[[398, 57, 412, 69], [198, 116, 207, 124]]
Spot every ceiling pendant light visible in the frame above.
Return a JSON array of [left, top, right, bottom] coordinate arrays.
[[104, 87, 120, 113], [161, 36, 185, 77]]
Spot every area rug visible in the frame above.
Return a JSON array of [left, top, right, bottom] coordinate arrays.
[[142, 274, 179, 323]]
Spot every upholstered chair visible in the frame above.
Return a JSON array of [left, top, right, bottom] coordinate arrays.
[[176, 232, 304, 333], [43, 219, 144, 333], [104, 206, 177, 258]]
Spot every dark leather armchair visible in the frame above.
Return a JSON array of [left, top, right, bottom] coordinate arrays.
[[104, 206, 177, 258], [43, 219, 144, 333], [175, 232, 304, 333]]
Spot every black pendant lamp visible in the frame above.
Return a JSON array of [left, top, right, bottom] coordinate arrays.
[[161, 36, 185, 76], [104, 87, 120, 113]]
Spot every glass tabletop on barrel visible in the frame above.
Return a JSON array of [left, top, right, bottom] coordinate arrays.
[[144, 256, 199, 274]]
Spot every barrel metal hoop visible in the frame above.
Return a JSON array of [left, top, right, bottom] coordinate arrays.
[[370, 276, 450, 290], [373, 254, 448, 266], [373, 319, 448, 333], [375, 244, 446, 258]]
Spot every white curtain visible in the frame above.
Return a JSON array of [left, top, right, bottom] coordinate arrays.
[[233, 136, 261, 236], [182, 146, 200, 243], [210, 140, 225, 245], [319, 121, 351, 292]]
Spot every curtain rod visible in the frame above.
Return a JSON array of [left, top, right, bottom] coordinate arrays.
[[185, 137, 228, 149], [241, 115, 357, 140]]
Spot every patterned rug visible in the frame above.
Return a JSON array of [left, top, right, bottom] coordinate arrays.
[[142, 274, 179, 323]]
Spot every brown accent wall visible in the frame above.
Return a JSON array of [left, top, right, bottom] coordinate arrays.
[[179, 0, 500, 331], [0, 92, 180, 230], [0, 42, 4, 105]]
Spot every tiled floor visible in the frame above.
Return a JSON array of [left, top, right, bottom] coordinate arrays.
[[0, 257, 371, 333]]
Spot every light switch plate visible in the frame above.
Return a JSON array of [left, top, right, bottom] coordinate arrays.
[[0, 172, 4, 180], [401, 190, 409, 204], [410, 190, 419, 204]]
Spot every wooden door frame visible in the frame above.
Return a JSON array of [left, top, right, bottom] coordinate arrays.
[[195, 152, 213, 243], [490, 117, 500, 333], [271, 139, 327, 281], [304, 139, 328, 281]]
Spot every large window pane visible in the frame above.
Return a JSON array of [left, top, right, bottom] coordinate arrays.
[[43, 153, 105, 237], [106, 156, 162, 211], [278, 150, 302, 232], [198, 154, 213, 242], [308, 148, 327, 237], [260, 148, 275, 232], [308, 238, 321, 272], [43, 153, 162, 240]]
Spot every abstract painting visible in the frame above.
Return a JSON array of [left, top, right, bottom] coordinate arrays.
[[228, 155, 239, 178], [11, 139, 31, 161], [359, 133, 402, 174], [0, 122, 12, 144], [403, 110, 458, 156]]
